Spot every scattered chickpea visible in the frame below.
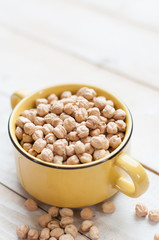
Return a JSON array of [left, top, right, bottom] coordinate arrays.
[[16, 224, 29, 239], [38, 214, 52, 227], [89, 226, 100, 240], [60, 208, 74, 217], [59, 234, 74, 240], [40, 228, 50, 239], [48, 206, 59, 217], [65, 224, 77, 238], [135, 203, 148, 217], [154, 234, 159, 240], [102, 201, 116, 213], [27, 229, 39, 240], [80, 208, 94, 220], [148, 210, 159, 222], [47, 220, 60, 230], [15, 126, 24, 140], [50, 228, 64, 239], [81, 220, 94, 232], [24, 198, 38, 211], [60, 217, 74, 228]]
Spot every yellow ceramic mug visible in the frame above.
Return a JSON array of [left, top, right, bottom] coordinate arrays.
[[8, 84, 149, 208]]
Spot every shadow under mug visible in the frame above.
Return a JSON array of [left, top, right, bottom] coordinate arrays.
[[8, 84, 149, 207]]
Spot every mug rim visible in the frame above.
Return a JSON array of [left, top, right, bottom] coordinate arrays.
[[8, 83, 133, 170]]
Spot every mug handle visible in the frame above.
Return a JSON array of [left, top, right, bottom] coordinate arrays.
[[11, 89, 31, 109], [113, 153, 149, 197]]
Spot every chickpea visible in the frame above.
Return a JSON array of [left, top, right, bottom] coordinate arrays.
[[34, 116, 45, 126], [33, 139, 47, 153], [21, 109, 37, 122], [135, 203, 148, 217], [100, 116, 107, 123], [93, 96, 107, 110], [81, 136, 92, 144], [60, 113, 70, 121], [98, 122, 106, 134], [87, 107, 100, 118], [102, 105, 115, 118], [66, 155, 80, 165], [109, 135, 121, 149], [24, 198, 38, 211], [47, 94, 58, 103], [117, 132, 125, 140], [15, 126, 24, 140], [32, 130, 44, 141], [75, 108, 88, 122], [22, 133, 33, 143], [50, 228, 64, 239], [79, 153, 92, 163], [52, 117, 63, 128], [38, 214, 52, 227], [53, 140, 66, 155], [59, 234, 74, 240], [106, 122, 118, 134], [89, 226, 99, 240], [113, 109, 126, 120], [154, 234, 159, 240], [28, 149, 37, 157], [63, 117, 76, 132], [65, 224, 77, 238], [37, 103, 50, 117], [90, 129, 100, 137], [148, 210, 159, 222], [93, 149, 109, 160], [24, 122, 35, 136], [53, 125, 67, 139], [115, 120, 126, 132], [48, 207, 59, 217], [60, 217, 74, 228], [16, 224, 29, 239], [60, 91, 72, 99], [23, 143, 32, 152], [36, 98, 48, 106], [27, 229, 39, 240], [106, 100, 114, 107], [67, 131, 79, 141], [102, 201, 116, 213], [74, 141, 85, 155], [44, 113, 56, 124], [81, 220, 94, 232], [49, 237, 57, 240], [66, 145, 75, 157], [91, 135, 109, 150], [77, 125, 89, 138], [80, 208, 94, 220], [76, 87, 96, 100], [41, 148, 54, 162], [76, 96, 90, 109], [46, 144, 54, 152], [47, 220, 60, 230], [51, 102, 64, 115], [64, 103, 76, 115], [16, 116, 31, 129], [45, 133, 56, 144], [85, 143, 94, 155], [60, 208, 74, 217], [40, 228, 50, 239], [43, 124, 54, 135], [53, 155, 63, 164], [86, 115, 99, 129]]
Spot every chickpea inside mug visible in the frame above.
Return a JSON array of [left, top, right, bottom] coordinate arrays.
[[15, 87, 127, 165], [9, 84, 149, 207]]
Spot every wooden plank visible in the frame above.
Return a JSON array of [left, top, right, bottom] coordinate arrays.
[[0, 26, 159, 171], [0, 0, 159, 89], [0, 170, 159, 239], [77, 0, 159, 33], [0, 184, 88, 239]]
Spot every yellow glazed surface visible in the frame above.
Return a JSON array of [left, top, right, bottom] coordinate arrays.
[[8, 84, 149, 207]]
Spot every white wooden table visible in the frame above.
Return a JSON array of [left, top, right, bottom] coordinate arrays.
[[0, 0, 159, 239]]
